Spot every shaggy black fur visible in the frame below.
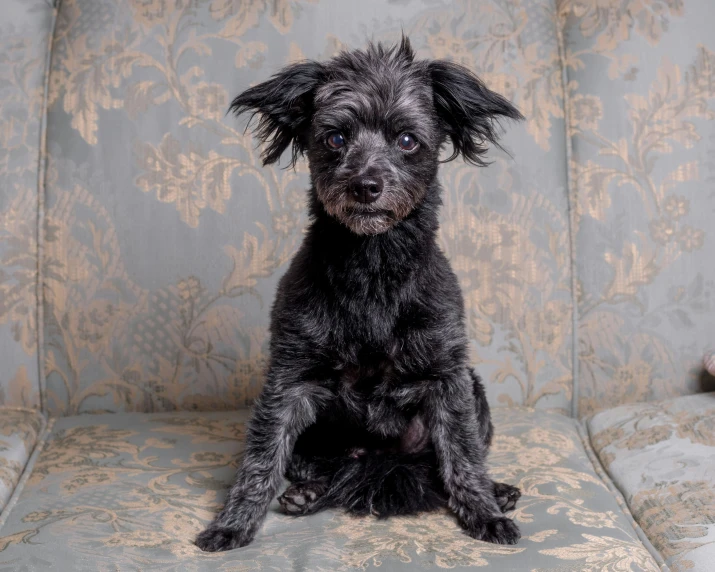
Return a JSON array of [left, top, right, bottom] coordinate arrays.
[[195, 37, 524, 553]]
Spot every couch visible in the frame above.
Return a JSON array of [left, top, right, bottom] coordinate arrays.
[[1, 0, 714, 570]]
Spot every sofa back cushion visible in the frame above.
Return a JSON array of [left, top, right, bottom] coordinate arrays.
[[0, 0, 55, 409], [562, 0, 715, 416], [40, 0, 572, 415]]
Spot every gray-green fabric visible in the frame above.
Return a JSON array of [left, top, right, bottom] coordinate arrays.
[[3, 0, 714, 420], [562, 1, 715, 416], [2, 0, 715, 569], [37, 0, 572, 416], [0, 408, 45, 512], [0, 0, 54, 409], [589, 392, 715, 572], [0, 408, 657, 571]]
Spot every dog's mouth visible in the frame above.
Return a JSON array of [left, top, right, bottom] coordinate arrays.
[[344, 206, 394, 219], [315, 183, 404, 235], [338, 206, 398, 235]]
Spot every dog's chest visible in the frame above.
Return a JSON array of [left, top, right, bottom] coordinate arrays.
[[334, 356, 420, 438]]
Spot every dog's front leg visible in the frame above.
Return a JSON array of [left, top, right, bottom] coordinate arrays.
[[426, 369, 520, 545], [195, 371, 329, 552]]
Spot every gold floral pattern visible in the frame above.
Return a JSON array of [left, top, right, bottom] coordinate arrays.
[[632, 482, 715, 569], [0, 0, 53, 408], [2, 1, 713, 422], [589, 393, 715, 571], [0, 408, 657, 570], [32, 0, 575, 415], [2, 0, 715, 566], [560, 0, 684, 54], [135, 133, 238, 228], [0, 408, 45, 511], [560, 0, 715, 416]]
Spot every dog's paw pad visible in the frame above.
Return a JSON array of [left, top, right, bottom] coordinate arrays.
[[194, 525, 250, 552], [278, 481, 326, 515], [463, 516, 521, 545], [493, 482, 521, 513]]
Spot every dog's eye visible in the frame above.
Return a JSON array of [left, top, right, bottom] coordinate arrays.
[[398, 133, 418, 151], [326, 132, 345, 149]]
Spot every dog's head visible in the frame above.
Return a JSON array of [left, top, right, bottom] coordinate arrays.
[[230, 37, 522, 235]]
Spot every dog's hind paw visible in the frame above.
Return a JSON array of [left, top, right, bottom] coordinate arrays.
[[462, 516, 521, 545], [278, 481, 326, 516], [492, 481, 521, 513]]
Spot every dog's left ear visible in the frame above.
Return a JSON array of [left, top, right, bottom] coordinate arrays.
[[230, 61, 326, 166], [428, 60, 523, 165]]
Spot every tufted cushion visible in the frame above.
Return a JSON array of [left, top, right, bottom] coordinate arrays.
[[704, 353, 715, 376], [0, 408, 45, 512], [0, 408, 656, 570], [589, 392, 715, 571]]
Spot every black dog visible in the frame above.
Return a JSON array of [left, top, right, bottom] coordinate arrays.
[[195, 37, 523, 552]]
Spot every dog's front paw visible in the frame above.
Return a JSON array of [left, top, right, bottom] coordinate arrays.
[[461, 516, 521, 545], [492, 481, 521, 513], [194, 524, 253, 552]]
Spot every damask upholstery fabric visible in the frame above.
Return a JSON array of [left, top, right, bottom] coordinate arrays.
[[560, 1, 715, 417], [0, 408, 45, 512], [589, 392, 715, 572], [40, 0, 573, 416], [0, 0, 55, 409], [3, 2, 715, 419], [0, 408, 658, 571], [3, 2, 715, 567]]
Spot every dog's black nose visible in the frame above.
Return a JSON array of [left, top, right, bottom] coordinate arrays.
[[349, 176, 383, 204]]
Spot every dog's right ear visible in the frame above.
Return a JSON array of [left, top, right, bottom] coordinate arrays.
[[230, 61, 326, 167]]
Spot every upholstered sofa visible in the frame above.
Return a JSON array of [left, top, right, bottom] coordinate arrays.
[[1, 0, 714, 570]]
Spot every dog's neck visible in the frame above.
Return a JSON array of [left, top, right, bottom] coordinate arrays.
[[306, 182, 442, 278]]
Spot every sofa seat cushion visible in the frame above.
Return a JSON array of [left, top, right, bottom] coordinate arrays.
[[0, 408, 656, 570], [589, 393, 715, 571], [0, 408, 45, 512]]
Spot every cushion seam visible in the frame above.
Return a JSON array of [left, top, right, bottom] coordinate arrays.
[[555, 4, 579, 419], [35, 1, 60, 415], [0, 406, 46, 416], [0, 418, 53, 532], [578, 420, 669, 571]]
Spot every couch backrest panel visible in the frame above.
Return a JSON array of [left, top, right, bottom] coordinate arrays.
[[561, 1, 715, 416], [39, 0, 572, 415], [0, 0, 55, 409]]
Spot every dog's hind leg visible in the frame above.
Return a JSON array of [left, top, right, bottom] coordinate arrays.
[[471, 369, 521, 515], [469, 368, 494, 448], [280, 452, 332, 516], [278, 480, 328, 515], [285, 452, 322, 482], [492, 481, 521, 513]]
